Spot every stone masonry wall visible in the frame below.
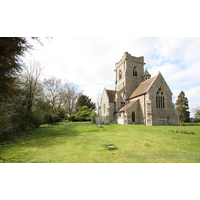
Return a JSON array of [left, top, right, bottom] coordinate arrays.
[[100, 88, 110, 118], [147, 73, 179, 125], [108, 102, 115, 122]]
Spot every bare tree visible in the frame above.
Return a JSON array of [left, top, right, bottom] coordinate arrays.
[[21, 60, 43, 119], [43, 77, 63, 119], [192, 108, 200, 120], [62, 82, 82, 115], [95, 93, 102, 115]]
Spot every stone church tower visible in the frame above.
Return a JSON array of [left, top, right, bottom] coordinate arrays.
[[115, 52, 145, 96], [99, 52, 179, 126]]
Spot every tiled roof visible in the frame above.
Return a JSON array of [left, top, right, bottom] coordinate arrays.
[[118, 100, 137, 112], [106, 89, 117, 102], [128, 75, 157, 99]]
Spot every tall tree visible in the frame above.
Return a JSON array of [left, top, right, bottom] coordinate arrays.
[[0, 37, 42, 99], [43, 77, 63, 122], [21, 60, 43, 119], [75, 95, 96, 112], [62, 82, 82, 115], [175, 91, 190, 123], [194, 108, 200, 121], [95, 93, 102, 114]]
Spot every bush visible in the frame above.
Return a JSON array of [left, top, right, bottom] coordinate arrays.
[[44, 113, 54, 124], [28, 110, 45, 128], [67, 114, 77, 121], [58, 109, 66, 119], [68, 106, 97, 122], [0, 125, 19, 142]]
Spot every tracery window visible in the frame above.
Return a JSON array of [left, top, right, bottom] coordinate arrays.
[[133, 66, 137, 77], [156, 87, 165, 109]]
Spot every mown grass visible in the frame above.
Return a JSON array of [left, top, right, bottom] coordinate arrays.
[[0, 121, 200, 163]]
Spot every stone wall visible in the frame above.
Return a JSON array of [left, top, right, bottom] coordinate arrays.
[[115, 87, 126, 111], [147, 72, 179, 125], [115, 59, 126, 91], [108, 102, 115, 122], [115, 52, 146, 98], [100, 88, 110, 118], [125, 99, 144, 124]]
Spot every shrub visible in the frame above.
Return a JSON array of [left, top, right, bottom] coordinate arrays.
[[58, 109, 66, 120], [67, 106, 97, 122], [28, 110, 45, 128], [67, 114, 77, 121], [44, 113, 54, 124]]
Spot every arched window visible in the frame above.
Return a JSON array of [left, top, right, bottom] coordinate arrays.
[[119, 70, 122, 80], [156, 87, 165, 109], [133, 67, 137, 77], [103, 103, 106, 114]]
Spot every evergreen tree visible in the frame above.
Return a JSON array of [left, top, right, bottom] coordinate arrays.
[[0, 37, 42, 99], [75, 95, 96, 112], [175, 91, 190, 123]]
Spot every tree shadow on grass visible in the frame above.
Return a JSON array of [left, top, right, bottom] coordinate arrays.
[[0, 122, 88, 149]]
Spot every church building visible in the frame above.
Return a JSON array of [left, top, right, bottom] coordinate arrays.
[[99, 52, 179, 126]]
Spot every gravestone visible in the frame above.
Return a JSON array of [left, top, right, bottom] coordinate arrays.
[[99, 116, 102, 124], [104, 118, 109, 125], [96, 117, 101, 127], [103, 118, 109, 124], [191, 118, 194, 125], [94, 116, 97, 123], [91, 116, 95, 124]]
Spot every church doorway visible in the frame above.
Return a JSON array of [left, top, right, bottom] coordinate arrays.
[[132, 111, 135, 122]]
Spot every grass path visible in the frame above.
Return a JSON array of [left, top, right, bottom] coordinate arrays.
[[0, 121, 200, 163]]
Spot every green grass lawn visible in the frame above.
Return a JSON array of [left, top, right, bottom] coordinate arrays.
[[0, 121, 200, 163]]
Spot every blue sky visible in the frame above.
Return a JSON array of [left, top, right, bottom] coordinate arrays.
[[24, 37, 200, 116]]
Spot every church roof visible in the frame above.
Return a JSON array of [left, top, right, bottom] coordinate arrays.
[[106, 89, 117, 102], [143, 68, 151, 76], [118, 100, 137, 112], [128, 75, 157, 99]]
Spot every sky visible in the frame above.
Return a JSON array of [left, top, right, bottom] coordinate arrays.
[[24, 37, 200, 116]]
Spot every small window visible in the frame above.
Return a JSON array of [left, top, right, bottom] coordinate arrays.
[[119, 70, 122, 80], [103, 103, 106, 114], [133, 67, 137, 77]]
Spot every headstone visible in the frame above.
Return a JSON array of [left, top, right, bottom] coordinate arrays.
[[99, 116, 102, 124], [180, 123, 185, 126], [191, 118, 194, 125], [91, 116, 94, 124], [104, 118, 109, 125], [96, 117, 101, 127], [94, 116, 97, 123]]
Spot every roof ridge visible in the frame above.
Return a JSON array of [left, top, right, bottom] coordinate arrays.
[[145, 74, 158, 92], [140, 75, 156, 84]]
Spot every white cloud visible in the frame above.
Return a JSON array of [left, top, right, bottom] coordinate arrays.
[[23, 37, 200, 107]]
